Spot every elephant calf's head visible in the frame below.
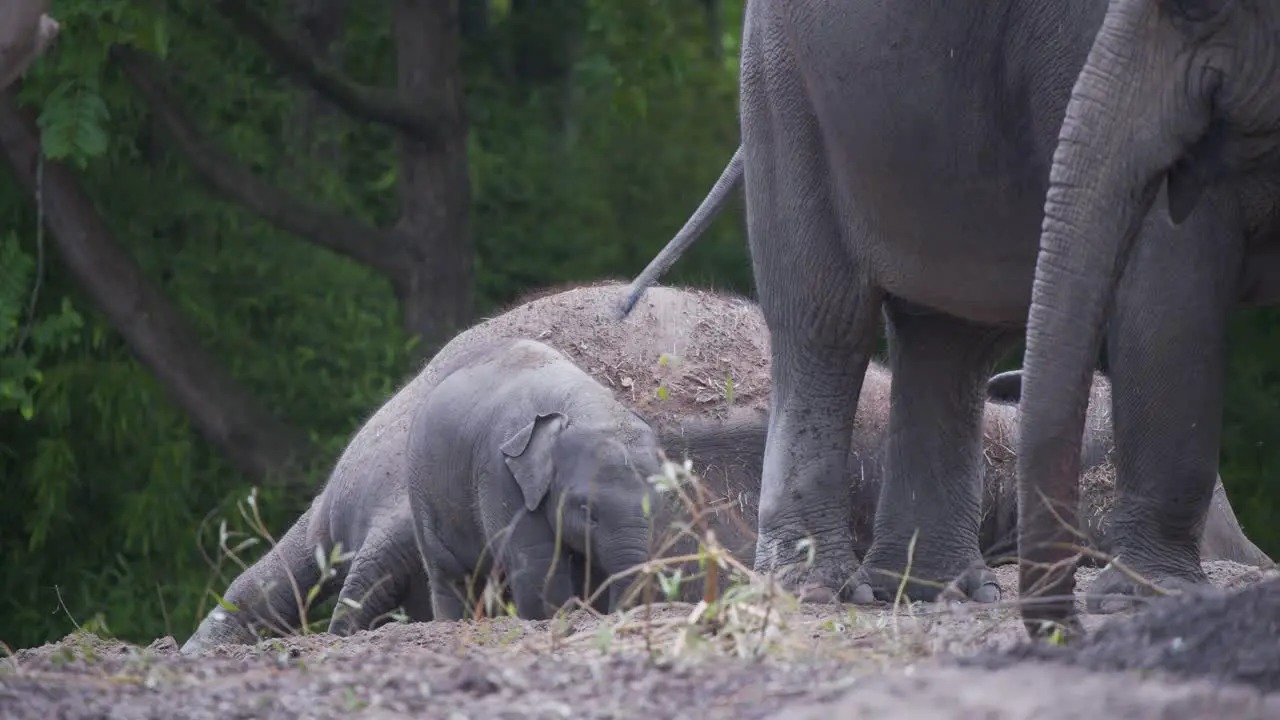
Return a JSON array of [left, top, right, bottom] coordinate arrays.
[[501, 410, 663, 592]]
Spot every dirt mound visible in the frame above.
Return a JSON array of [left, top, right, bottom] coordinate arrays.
[[971, 569, 1280, 692], [4, 561, 1275, 719], [777, 663, 1280, 720], [439, 281, 772, 427]]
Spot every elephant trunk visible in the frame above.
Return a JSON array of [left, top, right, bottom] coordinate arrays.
[[598, 527, 654, 611], [1015, 0, 1206, 635]]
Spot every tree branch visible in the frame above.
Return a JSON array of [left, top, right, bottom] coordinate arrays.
[[0, 91, 317, 488], [212, 0, 448, 146], [0, 0, 59, 90], [111, 46, 409, 287]]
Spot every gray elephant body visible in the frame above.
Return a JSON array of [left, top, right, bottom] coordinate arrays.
[[406, 337, 664, 620], [625, 0, 1280, 609], [1012, 0, 1280, 631], [179, 368, 440, 653], [667, 364, 1271, 605], [179, 282, 779, 652]]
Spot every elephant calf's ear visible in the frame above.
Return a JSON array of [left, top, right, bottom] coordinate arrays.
[[501, 412, 567, 512], [986, 370, 1024, 405]]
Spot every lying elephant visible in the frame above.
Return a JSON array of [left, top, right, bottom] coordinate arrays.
[[180, 281, 775, 653], [180, 282, 1268, 651], [406, 337, 663, 620]]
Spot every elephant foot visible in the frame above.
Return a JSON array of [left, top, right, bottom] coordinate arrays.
[[753, 534, 861, 604], [1084, 561, 1208, 615], [849, 553, 1000, 606]]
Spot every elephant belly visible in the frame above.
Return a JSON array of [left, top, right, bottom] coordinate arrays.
[[766, 0, 1093, 325]]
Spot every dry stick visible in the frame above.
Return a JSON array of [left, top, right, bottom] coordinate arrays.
[[192, 505, 230, 624], [889, 529, 920, 647], [1038, 485, 1175, 599], [463, 514, 524, 619], [53, 585, 81, 632], [155, 582, 173, 640], [237, 491, 314, 637]]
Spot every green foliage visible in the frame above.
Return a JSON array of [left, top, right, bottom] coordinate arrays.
[[37, 79, 111, 167], [0, 0, 750, 651], [0, 234, 83, 420]]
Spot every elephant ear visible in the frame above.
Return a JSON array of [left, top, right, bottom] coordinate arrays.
[[500, 412, 567, 512], [985, 370, 1023, 405]]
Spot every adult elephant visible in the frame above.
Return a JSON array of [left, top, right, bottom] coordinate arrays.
[[620, 0, 1280, 610], [1015, 0, 1280, 633]]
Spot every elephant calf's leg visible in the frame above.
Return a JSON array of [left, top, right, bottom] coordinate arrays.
[[498, 516, 578, 619], [854, 301, 1016, 604], [425, 566, 475, 621], [400, 568, 436, 623], [327, 531, 412, 636]]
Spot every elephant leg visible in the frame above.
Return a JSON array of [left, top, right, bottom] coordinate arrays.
[[1086, 204, 1240, 613], [400, 567, 435, 623], [853, 300, 1016, 604], [493, 514, 577, 620], [327, 527, 413, 636], [739, 28, 883, 603], [425, 566, 472, 621]]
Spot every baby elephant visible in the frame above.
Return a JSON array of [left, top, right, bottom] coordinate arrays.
[[407, 338, 664, 620]]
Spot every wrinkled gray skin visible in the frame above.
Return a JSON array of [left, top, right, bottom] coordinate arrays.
[[665, 365, 1271, 605], [1015, 0, 1280, 631], [0, 0, 59, 90], [406, 338, 664, 621], [980, 370, 1270, 571], [621, 0, 1280, 614]]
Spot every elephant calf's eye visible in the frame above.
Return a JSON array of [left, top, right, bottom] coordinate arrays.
[[582, 504, 599, 525]]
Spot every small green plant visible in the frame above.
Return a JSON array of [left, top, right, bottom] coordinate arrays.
[[341, 686, 369, 711]]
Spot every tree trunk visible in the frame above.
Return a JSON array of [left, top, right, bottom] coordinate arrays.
[[0, 92, 315, 487], [289, 0, 347, 169], [702, 0, 722, 61], [0, 0, 58, 90], [459, 0, 489, 43], [392, 0, 474, 352]]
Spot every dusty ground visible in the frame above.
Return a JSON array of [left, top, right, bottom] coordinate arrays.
[[4, 561, 1279, 719]]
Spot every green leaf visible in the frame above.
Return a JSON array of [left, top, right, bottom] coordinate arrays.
[[212, 592, 240, 613], [37, 80, 111, 168], [153, 18, 170, 59]]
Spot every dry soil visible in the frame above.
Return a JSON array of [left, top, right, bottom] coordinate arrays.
[[5, 561, 1279, 719]]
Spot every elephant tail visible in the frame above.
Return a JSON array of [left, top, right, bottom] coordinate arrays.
[[616, 145, 744, 319]]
